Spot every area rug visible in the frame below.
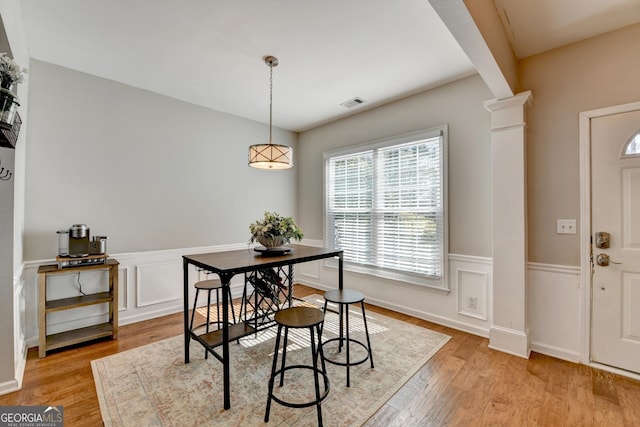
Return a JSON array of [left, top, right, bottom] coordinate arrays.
[[91, 295, 450, 426]]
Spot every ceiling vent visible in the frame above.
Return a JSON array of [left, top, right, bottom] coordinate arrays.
[[340, 97, 367, 108]]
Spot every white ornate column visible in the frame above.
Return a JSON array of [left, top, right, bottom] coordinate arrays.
[[484, 91, 532, 358]]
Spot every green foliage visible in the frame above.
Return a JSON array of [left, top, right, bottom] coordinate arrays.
[[249, 211, 304, 243], [0, 53, 27, 86]]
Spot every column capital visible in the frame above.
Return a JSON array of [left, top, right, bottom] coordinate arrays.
[[484, 91, 533, 131]]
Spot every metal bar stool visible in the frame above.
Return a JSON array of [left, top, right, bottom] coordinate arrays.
[[265, 306, 330, 426], [321, 288, 374, 387], [189, 278, 236, 359]]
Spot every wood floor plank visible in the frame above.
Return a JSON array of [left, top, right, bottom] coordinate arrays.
[[2, 284, 640, 427], [618, 376, 640, 425]]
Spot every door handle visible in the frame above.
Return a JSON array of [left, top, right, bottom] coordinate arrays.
[[596, 253, 622, 266]]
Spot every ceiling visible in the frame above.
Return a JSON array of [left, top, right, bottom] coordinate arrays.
[[19, 0, 640, 132], [494, 0, 640, 59]]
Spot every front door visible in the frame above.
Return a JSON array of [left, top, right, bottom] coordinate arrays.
[[591, 107, 640, 374]]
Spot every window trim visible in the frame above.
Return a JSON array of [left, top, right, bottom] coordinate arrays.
[[323, 125, 449, 289]]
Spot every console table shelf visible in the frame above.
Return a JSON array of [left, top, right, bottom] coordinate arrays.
[[38, 258, 119, 358], [45, 291, 113, 312], [45, 322, 115, 352]]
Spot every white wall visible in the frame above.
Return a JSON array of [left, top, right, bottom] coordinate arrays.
[[295, 73, 584, 362], [297, 74, 494, 258], [0, 0, 30, 395], [24, 60, 298, 260], [13, 20, 635, 389], [522, 22, 640, 266], [1, 57, 299, 394], [295, 75, 497, 336], [17, 62, 502, 391]]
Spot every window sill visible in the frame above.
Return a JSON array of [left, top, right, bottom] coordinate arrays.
[[324, 260, 450, 294]]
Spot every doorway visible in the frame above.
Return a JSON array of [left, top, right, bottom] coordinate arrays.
[[580, 101, 640, 377]]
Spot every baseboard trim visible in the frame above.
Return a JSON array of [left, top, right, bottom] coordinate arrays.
[[0, 378, 20, 396], [371, 297, 491, 338], [296, 278, 491, 338], [0, 333, 25, 396], [119, 305, 183, 327], [489, 326, 530, 358], [530, 341, 580, 363]]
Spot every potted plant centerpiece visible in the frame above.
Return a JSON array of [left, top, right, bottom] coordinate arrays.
[[248, 212, 303, 299], [249, 211, 303, 249]]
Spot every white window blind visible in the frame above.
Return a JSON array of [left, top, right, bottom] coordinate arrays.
[[325, 128, 447, 287]]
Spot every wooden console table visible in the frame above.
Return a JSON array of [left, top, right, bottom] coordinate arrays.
[[183, 245, 343, 410], [37, 258, 119, 358]]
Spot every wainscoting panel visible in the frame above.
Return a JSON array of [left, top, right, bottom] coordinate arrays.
[[527, 262, 581, 362], [456, 268, 488, 320], [447, 254, 492, 330], [294, 239, 323, 281], [18, 245, 585, 371], [136, 261, 183, 308], [118, 266, 128, 312], [297, 252, 494, 339], [21, 243, 248, 348], [299, 261, 321, 280], [296, 251, 585, 365]]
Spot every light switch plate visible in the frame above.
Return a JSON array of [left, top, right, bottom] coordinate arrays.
[[557, 219, 577, 234]]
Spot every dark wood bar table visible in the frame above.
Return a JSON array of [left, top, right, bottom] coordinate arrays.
[[182, 244, 343, 410]]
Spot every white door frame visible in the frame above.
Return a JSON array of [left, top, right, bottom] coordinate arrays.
[[579, 100, 640, 380]]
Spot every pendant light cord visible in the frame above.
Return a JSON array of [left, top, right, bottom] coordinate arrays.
[[248, 55, 292, 169], [268, 61, 273, 145]]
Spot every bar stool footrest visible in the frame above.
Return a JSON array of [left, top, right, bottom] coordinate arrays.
[[267, 365, 330, 409], [191, 320, 234, 331], [321, 337, 371, 367]]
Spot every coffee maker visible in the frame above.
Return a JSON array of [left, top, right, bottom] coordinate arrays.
[[57, 224, 108, 257], [68, 224, 90, 257]]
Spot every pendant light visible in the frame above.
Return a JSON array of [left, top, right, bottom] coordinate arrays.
[[248, 56, 293, 170]]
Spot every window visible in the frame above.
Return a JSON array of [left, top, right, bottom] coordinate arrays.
[[324, 127, 447, 288], [623, 131, 640, 157]]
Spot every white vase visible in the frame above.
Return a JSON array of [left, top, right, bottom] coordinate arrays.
[[257, 236, 288, 248]]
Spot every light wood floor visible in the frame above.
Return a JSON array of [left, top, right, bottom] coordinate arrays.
[[2, 284, 639, 426]]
